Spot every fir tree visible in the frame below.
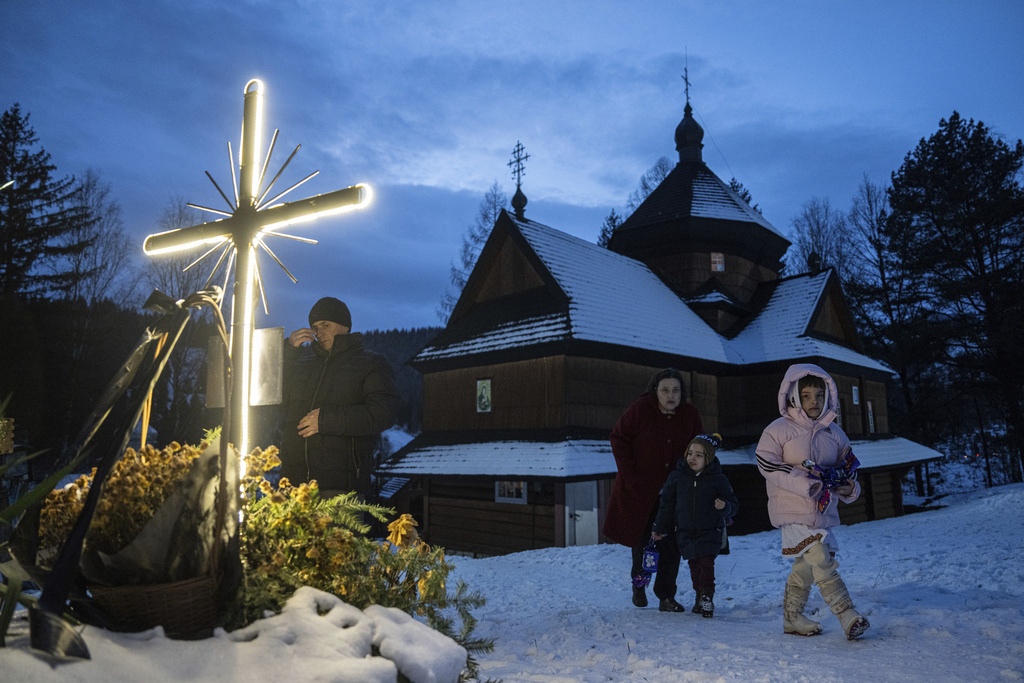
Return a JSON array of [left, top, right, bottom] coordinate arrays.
[[887, 111, 1024, 481], [597, 208, 621, 248], [728, 177, 761, 215], [0, 104, 92, 298]]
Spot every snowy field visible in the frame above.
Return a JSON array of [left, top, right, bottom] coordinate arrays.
[[3, 483, 1023, 682]]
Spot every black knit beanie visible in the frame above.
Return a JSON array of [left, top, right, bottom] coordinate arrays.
[[308, 297, 352, 329]]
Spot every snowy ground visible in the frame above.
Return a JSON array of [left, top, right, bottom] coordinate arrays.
[[454, 483, 1024, 682], [3, 483, 1023, 682]]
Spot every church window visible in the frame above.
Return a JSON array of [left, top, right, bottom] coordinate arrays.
[[496, 480, 527, 504]]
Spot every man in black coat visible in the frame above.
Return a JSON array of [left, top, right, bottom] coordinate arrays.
[[280, 297, 400, 499]]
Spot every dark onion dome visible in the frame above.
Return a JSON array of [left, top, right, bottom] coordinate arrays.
[[512, 185, 528, 218], [675, 102, 704, 162]]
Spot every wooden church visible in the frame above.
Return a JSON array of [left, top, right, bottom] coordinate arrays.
[[378, 99, 941, 557]]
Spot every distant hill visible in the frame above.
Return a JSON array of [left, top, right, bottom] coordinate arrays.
[[362, 327, 442, 433]]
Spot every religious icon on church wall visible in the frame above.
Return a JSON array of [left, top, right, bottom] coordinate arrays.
[[476, 379, 492, 413]]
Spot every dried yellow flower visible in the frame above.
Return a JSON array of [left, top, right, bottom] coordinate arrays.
[[387, 514, 419, 549], [37, 440, 204, 562]]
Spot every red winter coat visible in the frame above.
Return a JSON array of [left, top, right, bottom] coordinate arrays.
[[602, 393, 703, 547]]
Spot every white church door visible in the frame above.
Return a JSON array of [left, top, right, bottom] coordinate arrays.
[[564, 481, 599, 546]]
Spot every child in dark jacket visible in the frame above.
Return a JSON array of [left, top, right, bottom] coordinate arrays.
[[651, 433, 738, 618]]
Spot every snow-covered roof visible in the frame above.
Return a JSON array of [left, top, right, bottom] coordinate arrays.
[[379, 436, 941, 479], [689, 167, 786, 239], [378, 476, 410, 500], [518, 218, 732, 362], [620, 160, 786, 240], [416, 313, 569, 360], [418, 217, 890, 373], [716, 437, 943, 469], [377, 438, 615, 479], [418, 217, 730, 363], [728, 271, 892, 372], [687, 291, 735, 306]]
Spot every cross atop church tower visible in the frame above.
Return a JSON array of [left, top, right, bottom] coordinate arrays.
[[508, 140, 529, 188], [508, 141, 529, 219]]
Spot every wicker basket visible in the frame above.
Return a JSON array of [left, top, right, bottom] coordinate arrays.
[[88, 575, 220, 637]]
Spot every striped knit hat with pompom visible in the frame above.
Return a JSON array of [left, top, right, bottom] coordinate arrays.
[[687, 433, 722, 463]]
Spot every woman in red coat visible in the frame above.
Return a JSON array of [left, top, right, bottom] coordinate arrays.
[[602, 368, 703, 611]]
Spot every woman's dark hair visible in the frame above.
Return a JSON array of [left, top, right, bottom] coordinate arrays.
[[648, 367, 687, 399]]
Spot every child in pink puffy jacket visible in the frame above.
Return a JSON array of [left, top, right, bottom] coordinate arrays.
[[755, 363, 870, 640]]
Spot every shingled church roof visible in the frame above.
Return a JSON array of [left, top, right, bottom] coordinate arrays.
[[416, 213, 890, 374], [608, 101, 789, 273]]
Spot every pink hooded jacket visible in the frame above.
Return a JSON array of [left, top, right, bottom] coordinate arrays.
[[755, 363, 860, 529]]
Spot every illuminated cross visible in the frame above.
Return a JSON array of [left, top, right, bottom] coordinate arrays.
[[143, 79, 372, 458]]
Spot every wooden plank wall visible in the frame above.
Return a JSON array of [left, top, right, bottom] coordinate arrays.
[[864, 380, 889, 434], [720, 371, 890, 443], [838, 478, 871, 525], [422, 479, 556, 557], [423, 357, 717, 434], [564, 357, 716, 433], [721, 465, 771, 535], [830, 374, 890, 437], [421, 467, 907, 555], [717, 373, 780, 444], [644, 251, 774, 306], [565, 358, 658, 431], [422, 357, 566, 431], [838, 469, 904, 525], [472, 237, 545, 305]]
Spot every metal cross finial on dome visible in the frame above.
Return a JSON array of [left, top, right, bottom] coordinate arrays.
[[508, 141, 529, 219], [508, 140, 529, 188], [682, 46, 693, 106]]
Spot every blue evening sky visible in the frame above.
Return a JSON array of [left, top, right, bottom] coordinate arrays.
[[2, 0, 1022, 333]]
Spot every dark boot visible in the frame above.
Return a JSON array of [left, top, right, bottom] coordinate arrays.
[[632, 585, 648, 608], [659, 597, 685, 612]]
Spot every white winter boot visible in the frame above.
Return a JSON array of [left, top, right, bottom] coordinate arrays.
[[783, 584, 823, 636], [819, 576, 870, 640]]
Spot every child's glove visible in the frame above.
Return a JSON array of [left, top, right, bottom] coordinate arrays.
[[802, 450, 860, 512]]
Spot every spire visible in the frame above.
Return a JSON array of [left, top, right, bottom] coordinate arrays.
[[675, 79, 704, 163], [508, 141, 529, 218]]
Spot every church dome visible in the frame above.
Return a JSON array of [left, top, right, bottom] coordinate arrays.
[[674, 102, 704, 162]]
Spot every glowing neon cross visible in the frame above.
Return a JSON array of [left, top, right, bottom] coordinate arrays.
[[143, 79, 372, 458]]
